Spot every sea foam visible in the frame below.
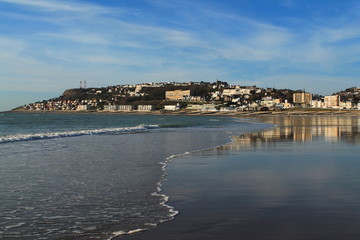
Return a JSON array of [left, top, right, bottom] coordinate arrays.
[[0, 124, 159, 144]]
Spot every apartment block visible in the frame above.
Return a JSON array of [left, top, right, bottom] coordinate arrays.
[[165, 90, 192, 100], [293, 93, 312, 105], [324, 95, 340, 108]]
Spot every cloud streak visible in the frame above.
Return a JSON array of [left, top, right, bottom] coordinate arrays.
[[0, 0, 359, 104], [0, 0, 118, 14], [39, 31, 110, 45]]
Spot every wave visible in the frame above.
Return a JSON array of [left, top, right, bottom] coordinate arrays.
[[0, 124, 159, 144]]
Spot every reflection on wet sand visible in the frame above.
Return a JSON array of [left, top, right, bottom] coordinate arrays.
[[223, 116, 360, 151], [122, 115, 360, 240]]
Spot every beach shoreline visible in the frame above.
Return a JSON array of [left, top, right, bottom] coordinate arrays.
[[1, 113, 251, 239], [118, 114, 360, 240], [2, 112, 359, 239], [7, 108, 360, 117]]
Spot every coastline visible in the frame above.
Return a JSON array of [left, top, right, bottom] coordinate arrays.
[[1, 113, 247, 239], [2, 112, 360, 239], [6, 108, 360, 117]]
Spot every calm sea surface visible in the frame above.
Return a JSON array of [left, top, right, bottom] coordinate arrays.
[[0, 112, 269, 239], [130, 116, 360, 240]]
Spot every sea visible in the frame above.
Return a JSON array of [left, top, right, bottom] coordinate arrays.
[[0, 112, 270, 240], [121, 115, 360, 240]]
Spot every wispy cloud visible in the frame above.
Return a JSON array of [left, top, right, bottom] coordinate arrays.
[[0, 37, 26, 56], [0, 0, 118, 14], [39, 31, 110, 45], [0, 0, 359, 100], [318, 26, 360, 43]]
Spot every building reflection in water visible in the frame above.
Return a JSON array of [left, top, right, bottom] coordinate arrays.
[[221, 116, 360, 151]]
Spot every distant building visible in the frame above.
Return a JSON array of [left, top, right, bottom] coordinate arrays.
[[186, 104, 203, 110], [293, 92, 312, 105], [137, 105, 155, 111], [103, 105, 118, 111], [118, 105, 135, 111], [164, 105, 180, 111], [222, 87, 251, 96], [222, 88, 240, 96], [134, 85, 143, 93], [311, 100, 325, 108], [77, 105, 90, 111], [219, 106, 236, 112], [340, 101, 353, 109], [283, 100, 293, 109], [187, 103, 219, 111], [324, 95, 340, 108], [165, 90, 192, 100]]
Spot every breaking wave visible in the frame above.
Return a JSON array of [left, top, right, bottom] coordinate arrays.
[[0, 124, 159, 144]]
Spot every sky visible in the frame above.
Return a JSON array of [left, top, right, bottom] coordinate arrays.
[[0, 0, 360, 111]]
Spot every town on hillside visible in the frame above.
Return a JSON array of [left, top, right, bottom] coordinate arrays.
[[17, 81, 360, 112]]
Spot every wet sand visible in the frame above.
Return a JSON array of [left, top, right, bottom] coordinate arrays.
[[119, 116, 360, 240]]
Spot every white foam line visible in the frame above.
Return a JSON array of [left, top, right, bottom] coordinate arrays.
[[0, 124, 159, 144], [110, 228, 146, 237], [4, 222, 26, 230], [108, 122, 274, 240]]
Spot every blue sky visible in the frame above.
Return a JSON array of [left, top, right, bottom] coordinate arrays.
[[0, 0, 360, 111]]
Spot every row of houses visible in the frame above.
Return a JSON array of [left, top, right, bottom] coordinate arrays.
[[164, 87, 259, 102], [20, 81, 360, 112], [23, 99, 103, 111], [293, 93, 360, 110], [102, 105, 155, 111], [25, 95, 359, 113], [25, 100, 83, 111]]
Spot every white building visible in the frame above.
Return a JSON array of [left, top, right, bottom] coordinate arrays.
[[186, 104, 203, 110], [137, 105, 155, 111], [260, 99, 276, 108], [222, 88, 241, 97], [103, 105, 118, 111], [118, 105, 135, 111], [311, 100, 325, 108], [340, 101, 354, 109], [219, 107, 236, 111], [77, 105, 90, 111], [324, 95, 340, 108], [187, 104, 219, 111], [164, 105, 180, 111], [200, 104, 218, 111]]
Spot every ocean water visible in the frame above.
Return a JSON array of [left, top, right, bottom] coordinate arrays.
[[129, 116, 360, 240], [0, 112, 270, 239]]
